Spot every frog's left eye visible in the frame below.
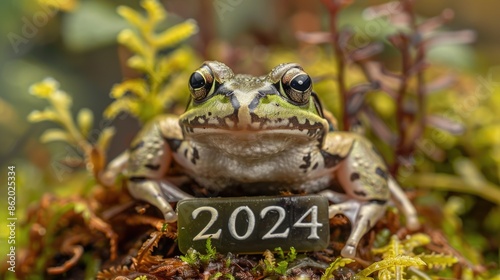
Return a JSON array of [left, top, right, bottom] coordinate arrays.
[[189, 66, 215, 101], [280, 67, 312, 104]]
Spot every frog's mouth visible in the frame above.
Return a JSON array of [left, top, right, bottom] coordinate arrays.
[[181, 121, 327, 158], [180, 113, 327, 143]]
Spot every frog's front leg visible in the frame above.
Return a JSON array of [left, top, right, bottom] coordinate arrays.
[[321, 132, 419, 257], [126, 115, 193, 222], [100, 150, 130, 186]]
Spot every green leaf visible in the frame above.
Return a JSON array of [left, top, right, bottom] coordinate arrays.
[[40, 128, 72, 143], [104, 96, 141, 120], [77, 108, 93, 138], [141, 0, 166, 24], [419, 253, 457, 268], [29, 77, 59, 98], [209, 272, 222, 280], [287, 247, 297, 262], [356, 256, 426, 277], [205, 237, 217, 259], [27, 109, 59, 123], [73, 202, 91, 221], [154, 19, 198, 48], [96, 127, 116, 152], [402, 233, 431, 252], [117, 5, 146, 28], [274, 247, 285, 259], [275, 260, 288, 275], [110, 79, 148, 99], [117, 29, 147, 56], [127, 55, 148, 72], [180, 248, 199, 265]]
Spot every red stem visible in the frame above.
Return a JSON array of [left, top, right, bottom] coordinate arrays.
[[322, 0, 350, 131]]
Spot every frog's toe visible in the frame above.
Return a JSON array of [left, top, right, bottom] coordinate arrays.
[[163, 211, 177, 223], [341, 244, 357, 258], [406, 216, 420, 230]]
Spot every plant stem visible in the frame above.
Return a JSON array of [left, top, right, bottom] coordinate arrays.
[[392, 35, 410, 174], [322, 0, 351, 131], [405, 173, 500, 205]]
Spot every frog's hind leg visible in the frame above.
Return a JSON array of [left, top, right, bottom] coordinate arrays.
[[100, 151, 130, 186], [322, 132, 393, 257]]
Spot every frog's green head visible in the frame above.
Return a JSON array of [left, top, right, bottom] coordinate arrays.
[[179, 61, 329, 151]]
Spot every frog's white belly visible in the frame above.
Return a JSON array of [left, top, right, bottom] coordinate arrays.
[[173, 134, 333, 194]]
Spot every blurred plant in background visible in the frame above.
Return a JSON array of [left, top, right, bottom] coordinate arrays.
[[0, 0, 499, 279], [104, 0, 199, 123]]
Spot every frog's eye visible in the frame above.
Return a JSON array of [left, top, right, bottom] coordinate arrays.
[[280, 67, 312, 104], [188, 66, 215, 101]]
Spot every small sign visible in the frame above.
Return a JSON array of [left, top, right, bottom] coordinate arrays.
[[177, 195, 330, 254]]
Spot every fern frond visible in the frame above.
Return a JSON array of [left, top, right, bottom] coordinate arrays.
[[419, 253, 458, 269], [154, 19, 198, 48], [106, 0, 199, 123], [357, 255, 425, 278]]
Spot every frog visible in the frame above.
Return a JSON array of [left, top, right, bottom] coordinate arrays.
[[103, 61, 420, 258]]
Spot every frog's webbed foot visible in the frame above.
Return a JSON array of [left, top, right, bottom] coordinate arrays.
[[323, 191, 387, 258], [340, 200, 386, 258], [127, 178, 193, 222]]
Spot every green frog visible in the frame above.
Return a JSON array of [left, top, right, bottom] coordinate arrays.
[[103, 61, 419, 258]]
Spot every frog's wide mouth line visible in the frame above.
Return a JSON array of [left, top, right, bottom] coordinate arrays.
[[180, 116, 327, 135], [179, 111, 328, 133], [183, 126, 325, 140]]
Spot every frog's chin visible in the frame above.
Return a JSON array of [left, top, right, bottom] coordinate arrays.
[[187, 130, 319, 158]]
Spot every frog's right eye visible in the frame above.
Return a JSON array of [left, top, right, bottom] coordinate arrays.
[[189, 66, 215, 101]]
